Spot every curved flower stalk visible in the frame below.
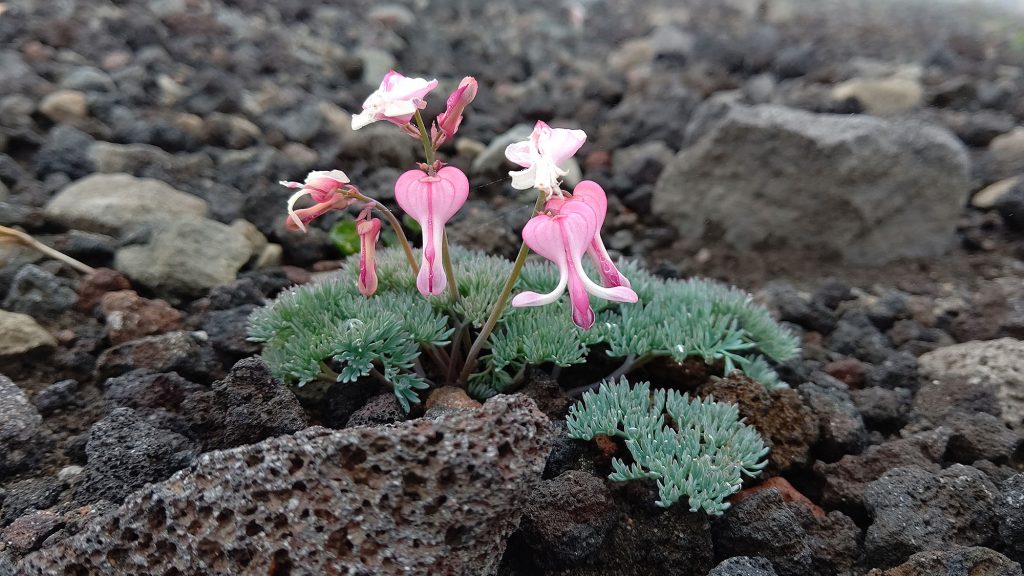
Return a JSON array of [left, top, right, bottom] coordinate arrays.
[[356, 212, 382, 297], [505, 120, 587, 198], [512, 188, 638, 329], [394, 166, 469, 296], [279, 170, 353, 232], [432, 76, 478, 147], [351, 70, 439, 130]]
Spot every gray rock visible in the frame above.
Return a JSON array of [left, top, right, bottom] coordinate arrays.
[[831, 76, 924, 115], [866, 546, 1022, 576], [44, 173, 208, 236], [33, 125, 95, 181], [345, 393, 404, 428], [31, 379, 80, 416], [653, 101, 969, 264], [918, 338, 1024, 426], [712, 488, 814, 576], [710, 557, 778, 576], [850, 386, 911, 432], [102, 370, 202, 414], [0, 477, 63, 526], [20, 395, 551, 575], [514, 470, 617, 569], [945, 412, 1021, 464], [998, 474, 1024, 565], [89, 141, 214, 183], [95, 331, 220, 382], [114, 217, 253, 296], [799, 373, 867, 460], [73, 408, 198, 505], [867, 351, 919, 391], [0, 375, 45, 477], [1, 510, 62, 555], [60, 67, 116, 93], [863, 464, 999, 569], [2, 264, 78, 317], [0, 310, 56, 358], [471, 123, 533, 177]]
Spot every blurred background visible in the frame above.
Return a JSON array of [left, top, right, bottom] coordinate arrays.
[[1, 0, 1023, 292]]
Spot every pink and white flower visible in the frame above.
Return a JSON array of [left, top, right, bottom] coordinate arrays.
[[394, 166, 469, 296], [356, 216, 382, 297], [280, 170, 353, 232], [511, 187, 638, 329], [351, 70, 439, 130], [505, 120, 587, 197], [432, 76, 478, 145], [560, 181, 631, 289]]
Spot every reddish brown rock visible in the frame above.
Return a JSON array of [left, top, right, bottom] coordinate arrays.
[[99, 290, 183, 344], [731, 476, 826, 519], [76, 267, 131, 313], [824, 357, 867, 388], [425, 386, 482, 418], [1, 511, 62, 554]]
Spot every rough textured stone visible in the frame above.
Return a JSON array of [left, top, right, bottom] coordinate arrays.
[[866, 547, 1022, 576], [76, 267, 131, 313], [653, 101, 969, 264], [0, 310, 56, 358], [345, 393, 404, 428], [918, 338, 1024, 426], [815, 430, 949, 515], [709, 557, 779, 576], [20, 395, 552, 576], [863, 464, 999, 569], [73, 408, 198, 505], [997, 474, 1024, 565], [44, 173, 208, 236], [0, 477, 62, 525], [2, 264, 78, 317], [0, 374, 45, 477], [102, 369, 202, 414], [850, 386, 911, 432], [799, 373, 868, 460], [699, 375, 818, 473], [514, 470, 617, 569], [1, 511, 62, 554], [31, 379, 80, 415], [114, 217, 253, 296], [180, 356, 308, 451], [945, 412, 1020, 464], [95, 331, 220, 382], [99, 290, 183, 344], [712, 489, 814, 576]]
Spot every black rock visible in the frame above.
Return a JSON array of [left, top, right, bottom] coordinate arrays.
[[73, 408, 198, 505], [101, 369, 202, 414], [825, 311, 894, 364], [865, 292, 911, 331], [765, 283, 837, 334], [543, 420, 587, 479], [712, 489, 814, 576], [94, 331, 222, 383], [2, 264, 78, 317], [997, 474, 1024, 565], [201, 305, 259, 357], [866, 351, 919, 391], [32, 126, 95, 181], [0, 477, 62, 526], [850, 386, 911, 433], [31, 379, 80, 416], [945, 412, 1021, 464], [799, 373, 868, 461], [345, 393, 404, 428], [995, 179, 1024, 231], [180, 356, 308, 451]]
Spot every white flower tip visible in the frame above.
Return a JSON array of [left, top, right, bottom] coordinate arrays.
[[350, 112, 373, 130]]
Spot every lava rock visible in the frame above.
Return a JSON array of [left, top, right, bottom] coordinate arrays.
[[865, 546, 1022, 576], [654, 101, 969, 264], [514, 470, 617, 569], [815, 429, 949, 515], [918, 338, 1024, 426], [44, 173, 208, 237], [1, 511, 62, 555], [825, 311, 894, 364], [762, 283, 837, 334], [850, 386, 911, 433], [699, 374, 819, 472], [0, 311, 56, 358], [798, 373, 867, 460], [30, 379, 80, 415], [20, 395, 552, 575], [945, 412, 1021, 464], [712, 488, 814, 576], [180, 356, 307, 451], [76, 267, 131, 313], [0, 374, 45, 478], [997, 474, 1024, 564], [2, 264, 78, 317], [0, 477, 62, 526], [99, 290, 183, 344], [863, 464, 999, 569], [73, 408, 198, 505], [200, 305, 259, 356], [867, 351, 919, 391], [95, 331, 221, 382], [101, 369, 202, 414], [709, 557, 779, 576], [345, 393, 404, 428], [33, 126, 95, 181]]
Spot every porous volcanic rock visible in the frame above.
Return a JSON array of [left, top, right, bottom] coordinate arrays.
[[865, 546, 1022, 576], [18, 394, 552, 576], [918, 338, 1024, 426], [0, 374, 45, 477], [653, 100, 969, 264]]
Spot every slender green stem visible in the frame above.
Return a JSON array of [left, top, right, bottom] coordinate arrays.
[[349, 189, 419, 276], [440, 230, 460, 304], [0, 225, 95, 275], [566, 354, 653, 398], [457, 192, 547, 387], [413, 110, 435, 169]]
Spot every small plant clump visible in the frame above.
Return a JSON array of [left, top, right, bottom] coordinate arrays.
[[566, 378, 768, 514]]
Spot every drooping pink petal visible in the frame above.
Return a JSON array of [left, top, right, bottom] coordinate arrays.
[[284, 196, 350, 232], [570, 180, 632, 288], [281, 169, 352, 231], [357, 218, 382, 297], [352, 71, 439, 130], [394, 166, 469, 296], [435, 76, 478, 143]]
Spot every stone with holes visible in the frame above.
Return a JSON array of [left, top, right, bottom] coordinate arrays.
[[17, 394, 551, 575]]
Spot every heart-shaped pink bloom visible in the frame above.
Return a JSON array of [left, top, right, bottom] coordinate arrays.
[[512, 200, 638, 329], [568, 181, 632, 289], [279, 170, 353, 231], [505, 120, 587, 197], [394, 166, 469, 296], [357, 217, 382, 297], [351, 70, 439, 130], [433, 76, 478, 145]]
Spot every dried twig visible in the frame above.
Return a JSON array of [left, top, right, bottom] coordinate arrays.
[[0, 225, 96, 275]]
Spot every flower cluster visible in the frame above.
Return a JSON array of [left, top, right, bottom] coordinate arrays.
[[279, 70, 635, 330]]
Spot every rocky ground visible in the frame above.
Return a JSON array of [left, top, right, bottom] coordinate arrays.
[[1, 0, 1024, 574]]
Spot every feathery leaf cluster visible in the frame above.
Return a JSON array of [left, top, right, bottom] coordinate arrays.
[[566, 378, 768, 514]]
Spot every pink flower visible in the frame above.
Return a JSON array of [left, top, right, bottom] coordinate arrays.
[[356, 217, 382, 297], [562, 181, 631, 289], [505, 120, 587, 197], [433, 76, 478, 145], [279, 170, 353, 232], [394, 166, 469, 296], [351, 70, 439, 130], [511, 197, 638, 330]]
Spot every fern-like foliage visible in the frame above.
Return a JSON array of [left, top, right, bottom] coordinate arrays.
[[566, 378, 768, 514], [248, 246, 799, 409]]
